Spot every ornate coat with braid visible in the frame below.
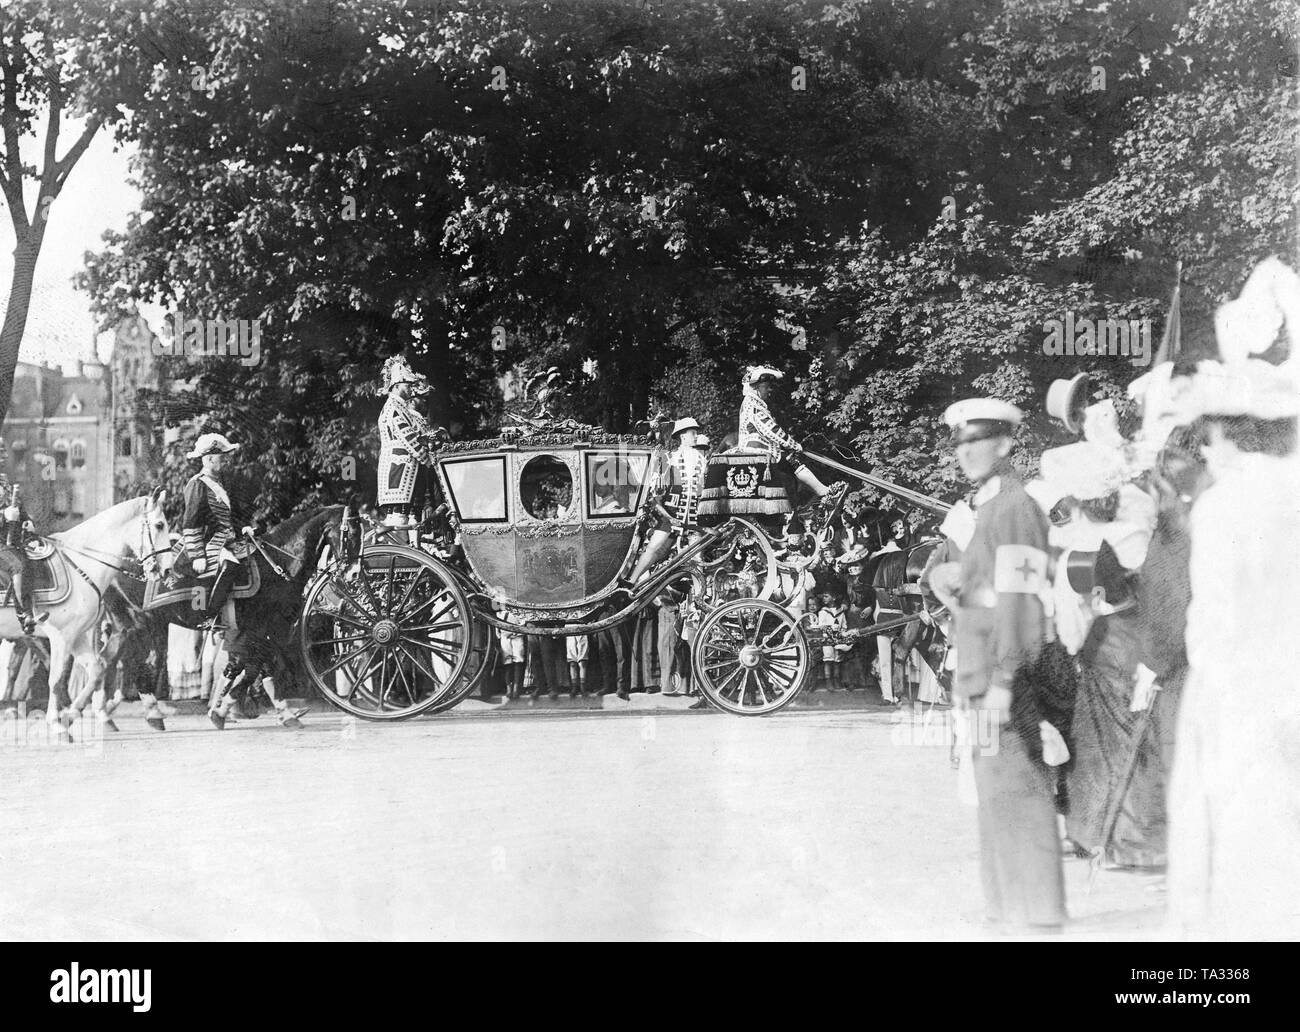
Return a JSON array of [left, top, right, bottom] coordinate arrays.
[[378, 393, 437, 506], [182, 472, 252, 568], [737, 384, 800, 460]]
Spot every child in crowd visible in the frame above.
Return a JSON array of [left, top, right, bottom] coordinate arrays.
[[497, 607, 526, 700], [567, 633, 589, 698], [815, 590, 849, 691]]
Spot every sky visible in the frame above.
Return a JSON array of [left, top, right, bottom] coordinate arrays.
[[0, 117, 143, 371]]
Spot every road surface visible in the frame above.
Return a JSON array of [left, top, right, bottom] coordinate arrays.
[[0, 703, 1164, 940]]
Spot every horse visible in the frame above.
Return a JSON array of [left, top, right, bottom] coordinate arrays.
[[1, 490, 174, 736], [145, 505, 346, 729], [858, 538, 946, 703]]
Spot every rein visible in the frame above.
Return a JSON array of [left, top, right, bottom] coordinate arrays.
[[42, 537, 149, 581]]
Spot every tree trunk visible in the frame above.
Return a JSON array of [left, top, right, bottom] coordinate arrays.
[[0, 237, 41, 426]]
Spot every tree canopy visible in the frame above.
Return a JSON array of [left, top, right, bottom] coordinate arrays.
[[71, 0, 1297, 519]]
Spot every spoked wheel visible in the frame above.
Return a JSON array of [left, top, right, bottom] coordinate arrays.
[[423, 617, 494, 716], [692, 598, 809, 715], [300, 546, 472, 720]]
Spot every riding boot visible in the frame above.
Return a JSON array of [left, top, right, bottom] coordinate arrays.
[[13, 567, 43, 634]]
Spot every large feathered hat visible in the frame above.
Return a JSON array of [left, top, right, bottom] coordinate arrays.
[[744, 365, 784, 386], [381, 354, 431, 395]]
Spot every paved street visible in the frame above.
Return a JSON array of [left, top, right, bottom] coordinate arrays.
[[0, 704, 1164, 941]]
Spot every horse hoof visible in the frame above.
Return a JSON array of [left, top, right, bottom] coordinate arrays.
[[100, 718, 120, 733], [292, 708, 310, 720], [280, 716, 303, 729], [208, 710, 226, 731], [146, 717, 166, 732]]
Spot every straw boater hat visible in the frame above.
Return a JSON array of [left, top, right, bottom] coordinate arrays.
[[187, 432, 239, 460], [942, 398, 1023, 443]]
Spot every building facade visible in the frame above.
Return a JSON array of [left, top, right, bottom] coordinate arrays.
[[2, 313, 161, 533]]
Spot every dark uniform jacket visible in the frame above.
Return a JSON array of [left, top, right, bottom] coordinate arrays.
[[948, 474, 1053, 737]]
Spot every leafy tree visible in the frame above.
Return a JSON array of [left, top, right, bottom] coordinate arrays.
[[0, 0, 136, 423]]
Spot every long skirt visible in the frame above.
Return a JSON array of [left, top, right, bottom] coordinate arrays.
[[972, 723, 1067, 929], [1065, 612, 1168, 867], [1167, 662, 1300, 938]]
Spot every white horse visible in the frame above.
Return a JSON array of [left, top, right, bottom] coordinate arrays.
[[0, 491, 172, 737]]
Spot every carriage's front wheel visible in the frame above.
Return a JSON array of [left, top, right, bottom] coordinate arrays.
[[300, 546, 473, 720], [691, 598, 809, 715]]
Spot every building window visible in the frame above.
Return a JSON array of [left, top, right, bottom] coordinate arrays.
[[118, 434, 133, 457], [70, 439, 86, 469], [53, 438, 69, 470]]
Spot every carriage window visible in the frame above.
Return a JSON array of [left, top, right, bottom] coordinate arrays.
[[519, 455, 572, 520], [442, 456, 508, 521], [585, 452, 650, 518]]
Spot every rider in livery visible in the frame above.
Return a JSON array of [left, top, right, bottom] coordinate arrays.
[[377, 355, 437, 529], [627, 417, 708, 584], [738, 366, 846, 525], [181, 433, 255, 634], [0, 443, 43, 634]]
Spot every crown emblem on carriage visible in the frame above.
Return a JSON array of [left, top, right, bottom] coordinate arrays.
[[726, 465, 759, 498]]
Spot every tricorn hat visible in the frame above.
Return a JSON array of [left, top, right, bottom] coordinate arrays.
[[187, 432, 239, 459], [1045, 373, 1090, 435]]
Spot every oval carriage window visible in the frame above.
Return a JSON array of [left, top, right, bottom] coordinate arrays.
[[519, 455, 573, 520]]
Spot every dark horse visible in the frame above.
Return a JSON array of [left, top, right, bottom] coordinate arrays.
[[847, 539, 946, 703], [145, 505, 347, 729]]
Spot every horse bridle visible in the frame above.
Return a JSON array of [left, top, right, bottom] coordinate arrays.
[[39, 498, 172, 582]]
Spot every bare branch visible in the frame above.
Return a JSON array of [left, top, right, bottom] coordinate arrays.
[[52, 116, 102, 194]]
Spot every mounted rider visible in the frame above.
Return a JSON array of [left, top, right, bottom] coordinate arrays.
[[181, 432, 255, 633], [0, 439, 44, 634], [738, 365, 846, 527], [377, 354, 439, 529]]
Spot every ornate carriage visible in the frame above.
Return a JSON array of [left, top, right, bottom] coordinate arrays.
[[298, 428, 816, 720]]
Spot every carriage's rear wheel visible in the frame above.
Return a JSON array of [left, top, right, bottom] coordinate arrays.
[[691, 598, 809, 715], [300, 546, 472, 720]]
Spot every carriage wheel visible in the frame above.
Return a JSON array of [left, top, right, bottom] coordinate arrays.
[[691, 598, 809, 715], [422, 618, 494, 716], [300, 546, 473, 721]]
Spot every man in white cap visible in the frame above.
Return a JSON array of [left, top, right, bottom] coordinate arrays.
[[738, 366, 846, 522], [182, 432, 255, 629], [925, 397, 1067, 933], [627, 416, 707, 583], [377, 354, 438, 529]]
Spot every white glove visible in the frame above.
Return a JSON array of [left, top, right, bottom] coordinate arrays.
[[21, 520, 34, 532], [3, 505, 19, 522], [1039, 721, 1070, 766], [1130, 664, 1159, 712], [241, 525, 256, 538], [192, 557, 207, 574]]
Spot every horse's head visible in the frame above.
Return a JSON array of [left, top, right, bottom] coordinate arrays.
[[140, 487, 173, 578]]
